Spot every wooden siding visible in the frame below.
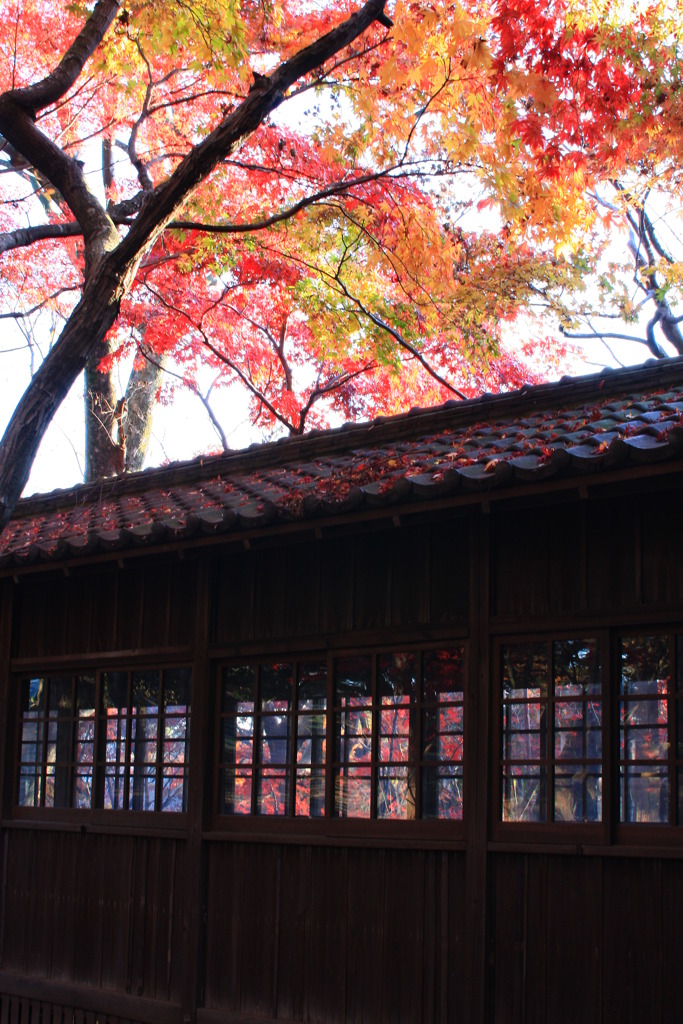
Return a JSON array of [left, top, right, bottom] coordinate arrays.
[[211, 520, 470, 648], [203, 842, 465, 1024], [0, 829, 185, 1005], [490, 852, 683, 1024], [11, 559, 196, 660]]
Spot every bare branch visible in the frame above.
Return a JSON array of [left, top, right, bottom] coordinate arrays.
[[333, 276, 467, 399], [0, 221, 82, 254]]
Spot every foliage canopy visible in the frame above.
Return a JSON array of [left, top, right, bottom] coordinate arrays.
[[0, 0, 681, 517]]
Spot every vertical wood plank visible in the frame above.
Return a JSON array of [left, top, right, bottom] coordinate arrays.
[[545, 857, 602, 1024], [586, 498, 638, 611], [491, 854, 526, 1024], [211, 549, 254, 644], [274, 844, 310, 1022], [319, 537, 354, 637], [306, 845, 347, 1024], [661, 860, 683, 1024], [429, 519, 469, 624], [253, 547, 286, 640], [116, 567, 143, 650], [602, 858, 662, 1024], [354, 533, 391, 632], [390, 525, 428, 627], [345, 847, 384, 1024], [379, 849, 423, 1024], [284, 542, 320, 639], [141, 562, 171, 648]]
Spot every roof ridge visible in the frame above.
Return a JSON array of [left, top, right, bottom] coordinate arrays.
[[14, 355, 683, 518]]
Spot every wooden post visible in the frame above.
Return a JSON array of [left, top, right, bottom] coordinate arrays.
[[0, 578, 15, 968], [464, 509, 492, 1024], [181, 555, 212, 1024]]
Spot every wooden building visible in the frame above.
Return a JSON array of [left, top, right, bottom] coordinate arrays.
[[1, 358, 683, 1024]]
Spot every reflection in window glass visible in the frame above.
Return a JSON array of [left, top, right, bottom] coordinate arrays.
[[501, 639, 601, 823], [335, 657, 373, 818], [422, 649, 464, 820], [220, 647, 465, 822], [501, 644, 548, 822], [17, 668, 190, 813], [220, 665, 256, 815], [296, 662, 327, 817], [377, 652, 418, 819], [258, 664, 293, 815], [219, 661, 328, 817], [620, 636, 670, 824], [333, 648, 465, 821]]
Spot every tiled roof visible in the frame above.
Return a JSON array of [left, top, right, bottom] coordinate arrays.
[[3, 357, 683, 569]]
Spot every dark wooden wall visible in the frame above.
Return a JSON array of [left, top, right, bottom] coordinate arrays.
[[203, 843, 466, 1024], [1, 480, 682, 1024]]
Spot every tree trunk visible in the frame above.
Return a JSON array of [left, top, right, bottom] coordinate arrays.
[[124, 350, 167, 473], [84, 344, 122, 481], [0, 0, 392, 528]]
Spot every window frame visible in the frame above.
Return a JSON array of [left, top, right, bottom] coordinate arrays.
[[493, 630, 611, 846], [13, 662, 192, 827], [615, 629, 683, 845], [494, 626, 683, 848], [213, 642, 468, 840]]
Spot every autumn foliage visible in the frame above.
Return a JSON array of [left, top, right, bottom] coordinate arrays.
[[0, 0, 681, 503]]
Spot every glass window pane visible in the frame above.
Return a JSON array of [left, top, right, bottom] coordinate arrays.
[[553, 639, 601, 696], [261, 663, 293, 710], [503, 703, 545, 760], [295, 765, 325, 817], [257, 766, 290, 815], [164, 668, 191, 712], [259, 713, 291, 815], [502, 766, 545, 822], [620, 636, 669, 696], [296, 662, 327, 817], [103, 671, 128, 710], [132, 671, 159, 712], [423, 648, 464, 703], [221, 768, 252, 815], [503, 644, 547, 699], [19, 677, 45, 807], [554, 765, 601, 822], [377, 765, 417, 819], [422, 765, 463, 820], [619, 636, 671, 824], [222, 665, 256, 713], [335, 657, 372, 706], [378, 653, 418, 767], [422, 648, 465, 817], [621, 764, 668, 823], [335, 766, 371, 818], [554, 701, 602, 760], [378, 652, 418, 703], [161, 765, 188, 812], [335, 709, 372, 763]]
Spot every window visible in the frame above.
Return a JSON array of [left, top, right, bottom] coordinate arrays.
[[17, 667, 191, 813], [501, 638, 602, 823], [218, 646, 465, 821], [619, 634, 683, 825], [219, 660, 326, 816]]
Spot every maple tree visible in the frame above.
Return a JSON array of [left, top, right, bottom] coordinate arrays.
[[0, 0, 681, 524]]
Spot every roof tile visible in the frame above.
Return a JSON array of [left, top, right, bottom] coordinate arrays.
[[3, 359, 683, 568]]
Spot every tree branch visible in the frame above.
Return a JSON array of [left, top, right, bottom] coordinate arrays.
[[0, 221, 82, 254], [332, 277, 468, 400], [5, 0, 121, 116]]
